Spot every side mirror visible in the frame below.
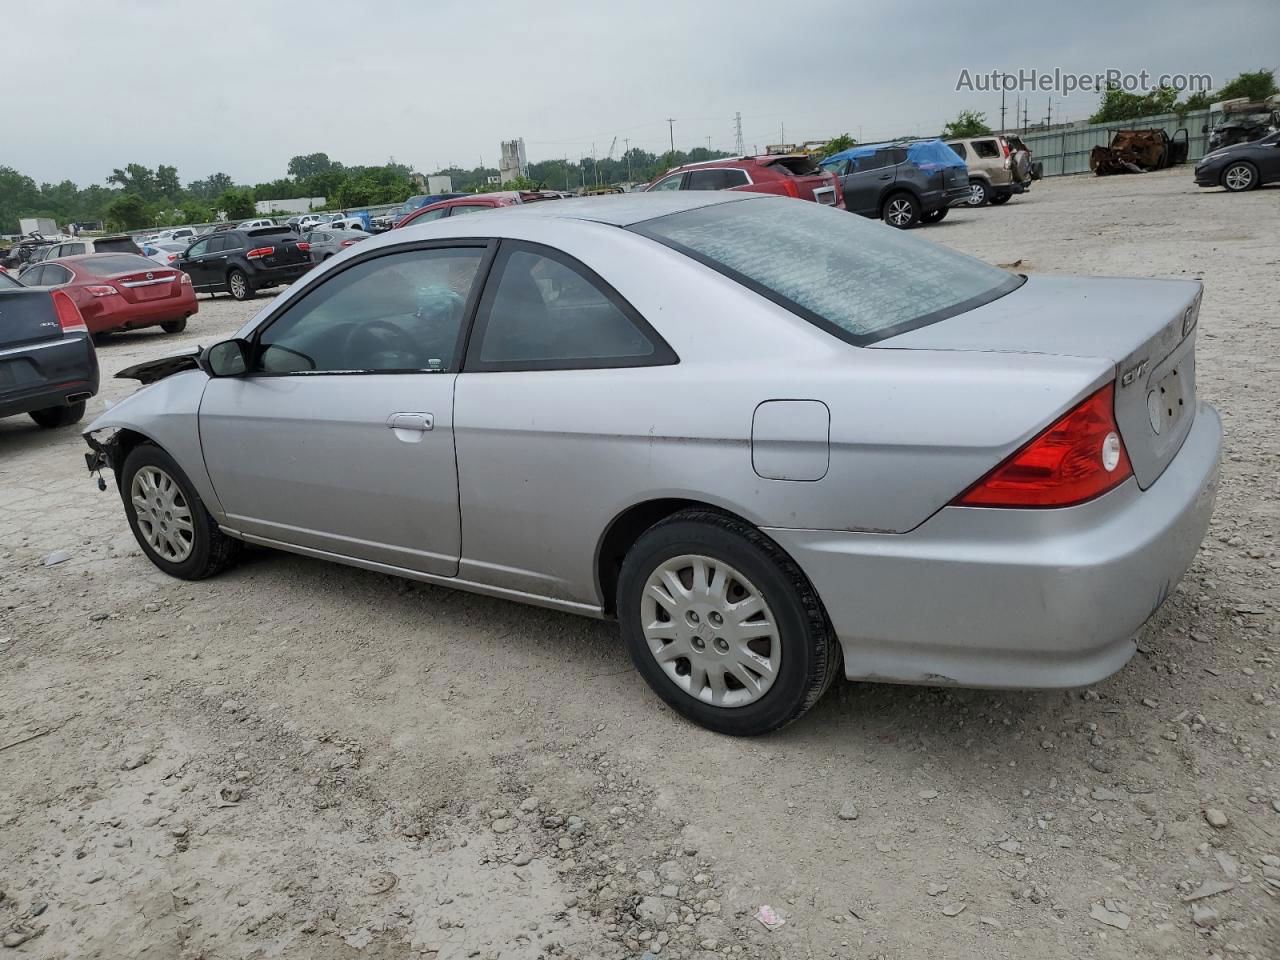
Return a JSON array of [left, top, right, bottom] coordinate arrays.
[[203, 339, 250, 377]]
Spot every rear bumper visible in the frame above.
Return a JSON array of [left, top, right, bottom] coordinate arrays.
[[247, 263, 309, 288], [0, 335, 98, 418], [996, 180, 1030, 196], [86, 292, 198, 334], [764, 402, 1222, 689]]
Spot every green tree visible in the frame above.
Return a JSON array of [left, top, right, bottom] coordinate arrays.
[[0, 166, 42, 233], [156, 164, 181, 200], [107, 164, 160, 200], [216, 188, 255, 220], [178, 200, 214, 224], [821, 133, 857, 156], [104, 192, 150, 230], [941, 110, 992, 138], [287, 153, 340, 179], [188, 172, 235, 201], [1214, 68, 1279, 103], [1090, 84, 1179, 123]]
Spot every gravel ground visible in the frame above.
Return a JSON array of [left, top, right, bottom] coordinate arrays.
[[1, 169, 1277, 960]]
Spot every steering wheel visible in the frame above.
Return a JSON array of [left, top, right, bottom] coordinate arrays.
[[342, 319, 421, 370]]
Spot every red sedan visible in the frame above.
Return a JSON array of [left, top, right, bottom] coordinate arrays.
[[395, 190, 561, 228], [18, 253, 198, 336]]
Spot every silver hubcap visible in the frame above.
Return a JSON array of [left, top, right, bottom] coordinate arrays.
[[1225, 165, 1252, 190], [230, 274, 246, 297], [967, 183, 985, 205], [130, 466, 194, 562], [886, 199, 913, 226], [640, 555, 781, 708]]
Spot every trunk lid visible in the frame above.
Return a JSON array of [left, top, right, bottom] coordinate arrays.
[[874, 274, 1202, 489], [107, 266, 183, 305], [0, 289, 63, 348]]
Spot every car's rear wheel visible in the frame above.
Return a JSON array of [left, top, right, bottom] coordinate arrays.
[[617, 510, 841, 736], [120, 443, 241, 580], [966, 179, 990, 206], [1222, 162, 1258, 192], [161, 317, 188, 334], [882, 193, 921, 229], [29, 401, 85, 429], [989, 192, 1012, 205], [921, 207, 949, 224], [227, 269, 253, 301]]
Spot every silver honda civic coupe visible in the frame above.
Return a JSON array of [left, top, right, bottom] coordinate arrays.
[[83, 193, 1221, 736]]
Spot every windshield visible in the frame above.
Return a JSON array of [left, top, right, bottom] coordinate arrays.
[[631, 197, 1021, 345]]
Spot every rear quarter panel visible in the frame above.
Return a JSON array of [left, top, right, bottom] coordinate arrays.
[[447, 219, 1110, 606]]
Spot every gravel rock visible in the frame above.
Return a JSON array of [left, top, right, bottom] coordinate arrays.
[[491, 817, 516, 834], [1090, 902, 1130, 930], [941, 902, 966, 917], [1191, 905, 1219, 928], [837, 800, 859, 821], [1203, 808, 1229, 829]]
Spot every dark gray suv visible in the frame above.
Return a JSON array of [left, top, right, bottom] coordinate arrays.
[[821, 140, 970, 228]]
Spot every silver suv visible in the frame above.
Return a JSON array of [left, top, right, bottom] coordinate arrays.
[[946, 135, 1033, 206]]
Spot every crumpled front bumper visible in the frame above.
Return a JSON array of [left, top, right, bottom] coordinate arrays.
[[764, 402, 1222, 689]]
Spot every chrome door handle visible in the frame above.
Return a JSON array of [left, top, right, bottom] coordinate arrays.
[[386, 412, 433, 432]]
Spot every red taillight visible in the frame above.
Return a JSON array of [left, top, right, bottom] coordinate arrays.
[[296, 242, 311, 252], [51, 290, 89, 333], [246, 246, 274, 259], [954, 383, 1132, 508], [340, 239, 358, 247], [778, 179, 800, 198], [999, 138, 1010, 158], [167, 254, 179, 262], [85, 284, 118, 297]]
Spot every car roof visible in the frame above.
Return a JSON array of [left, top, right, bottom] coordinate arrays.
[[470, 190, 755, 227]]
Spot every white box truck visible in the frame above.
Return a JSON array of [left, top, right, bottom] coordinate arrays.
[[18, 217, 58, 237]]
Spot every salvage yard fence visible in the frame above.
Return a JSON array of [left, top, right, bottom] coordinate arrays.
[[1016, 108, 1215, 177]]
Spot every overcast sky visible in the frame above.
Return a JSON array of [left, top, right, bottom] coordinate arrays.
[[8, 0, 1278, 187]]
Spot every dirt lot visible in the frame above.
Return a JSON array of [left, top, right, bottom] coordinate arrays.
[[1, 170, 1277, 960]]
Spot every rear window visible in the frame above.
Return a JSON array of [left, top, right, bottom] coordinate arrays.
[[632, 197, 1021, 346], [93, 237, 142, 253], [247, 226, 293, 238], [906, 140, 967, 170], [0, 271, 21, 288], [82, 254, 161, 275], [764, 155, 821, 176]]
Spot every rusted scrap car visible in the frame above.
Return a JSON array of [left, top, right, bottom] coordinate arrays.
[[1090, 128, 1190, 175]]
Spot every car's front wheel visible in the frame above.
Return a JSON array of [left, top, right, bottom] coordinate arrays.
[[921, 207, 949, 224], [1222, 161, 1258, 192], [881, 193, 921, 228], [227, 269, 254, 301], [120, 443, 241, 580], [617, 510, 841, 736], [29, 401, 85, 429], [966, 179, 990, 206]]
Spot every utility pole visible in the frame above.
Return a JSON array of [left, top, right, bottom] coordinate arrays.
[[666, 118, 676, 156], [1046, 96, 1053, 128], [733, 112, 744, 155], [780, 121, 785, 146], [706, 135, 711, 152], [1000, 88, 1007, 133], [1023, 101, 1029, 133], [624, 138, 631, 182]]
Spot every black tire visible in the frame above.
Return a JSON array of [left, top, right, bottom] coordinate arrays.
[[1222, 161, 1258, 192], [966, 179, 990, 206], [227, 269, 254, 301], [617, 510, 841, 736], [29, 401, 85, 429], [161, 317, 188, 334], [881, 192, 921, 229], [989, 192, 1012, 205], [921, 207, 949, 224], [120, 443, 241, 580]]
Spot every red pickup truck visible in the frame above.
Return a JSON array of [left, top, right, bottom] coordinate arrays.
[[642, 154, 844, 207]]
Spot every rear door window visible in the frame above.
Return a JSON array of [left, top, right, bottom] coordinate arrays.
[[466, 242, 676, 371], [448, 204, 490, 217], [972, 140, 1001, 159], [686, 169, 732, 190], [42, 265, 73, 286]]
